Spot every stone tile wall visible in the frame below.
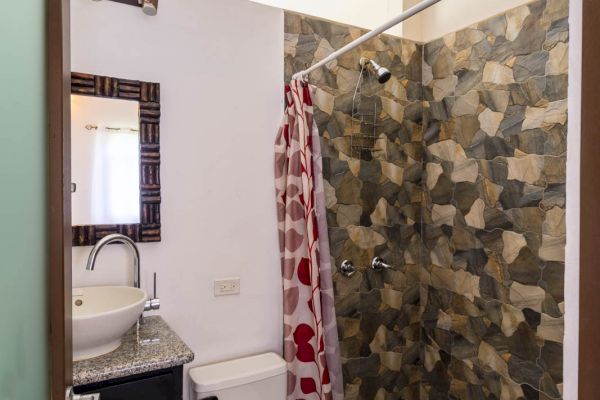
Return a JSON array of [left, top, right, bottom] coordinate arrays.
[[285, 12, 426, 399], [284, 0, 568, 398], [420, 1, 568, 398]]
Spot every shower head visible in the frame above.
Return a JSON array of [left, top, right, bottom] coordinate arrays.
[[360, 58, 392, 84]]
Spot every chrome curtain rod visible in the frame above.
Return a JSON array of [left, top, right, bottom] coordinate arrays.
[[292, 0, 442, 81]]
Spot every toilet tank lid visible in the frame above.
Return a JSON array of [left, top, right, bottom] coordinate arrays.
[[189, 352, 287, 393]]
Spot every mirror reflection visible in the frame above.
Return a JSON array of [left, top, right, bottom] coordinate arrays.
[[71, 95, 141, 225]]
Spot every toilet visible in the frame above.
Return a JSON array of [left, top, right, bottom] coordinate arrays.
[[189, 352, 287, 400]]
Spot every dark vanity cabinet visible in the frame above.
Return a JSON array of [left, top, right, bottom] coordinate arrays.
[[75, 366, 183, 400]]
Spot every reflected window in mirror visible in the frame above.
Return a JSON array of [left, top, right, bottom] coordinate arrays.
[[71, 95, 141, 225]]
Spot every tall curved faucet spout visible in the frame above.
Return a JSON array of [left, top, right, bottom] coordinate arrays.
[[86, 233, 141, 289]]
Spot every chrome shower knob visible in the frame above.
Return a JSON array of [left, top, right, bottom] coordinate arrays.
[[339, 260, 357, 278], [371, 257, 393, 271]]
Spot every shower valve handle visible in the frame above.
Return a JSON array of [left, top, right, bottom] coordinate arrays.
[[339, 260, 357, 278], [371, 257, 393, 271]]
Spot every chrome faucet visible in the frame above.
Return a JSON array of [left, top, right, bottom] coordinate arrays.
[[86, 233, 160, 312], [86, 234, 141, 288]]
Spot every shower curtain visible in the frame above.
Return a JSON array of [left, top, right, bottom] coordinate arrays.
[[275, 79, 343, 400]]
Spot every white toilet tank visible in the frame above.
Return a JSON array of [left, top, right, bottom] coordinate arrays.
[[189, 352, 287, 400]]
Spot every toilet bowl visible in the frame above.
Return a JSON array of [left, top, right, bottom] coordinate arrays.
[[189, 352, 287, 400]]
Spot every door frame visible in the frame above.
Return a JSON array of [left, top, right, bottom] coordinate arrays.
[[48, 0, 72, 398], [579, 0, 600, 397], [44, 0, 600, 398]]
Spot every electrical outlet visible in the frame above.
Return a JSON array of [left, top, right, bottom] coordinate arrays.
[[214, 278, 240, 296]]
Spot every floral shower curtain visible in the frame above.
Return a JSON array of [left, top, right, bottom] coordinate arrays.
[[274, 79, 343, 400]]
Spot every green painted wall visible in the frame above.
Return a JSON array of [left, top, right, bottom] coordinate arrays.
[[0, 1, 49, 399]]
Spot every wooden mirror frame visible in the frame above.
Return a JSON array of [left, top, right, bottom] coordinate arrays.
[[71, 72, 161, 246]]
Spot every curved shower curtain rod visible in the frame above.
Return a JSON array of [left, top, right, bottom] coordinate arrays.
[[292, 0, 443, 81]]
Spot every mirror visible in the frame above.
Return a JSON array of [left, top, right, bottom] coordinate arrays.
[[71, 95, 141, 225], [71, 72, 161, 246]]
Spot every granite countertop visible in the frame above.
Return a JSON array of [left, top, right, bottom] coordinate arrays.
[[73, 316, 194, 386]]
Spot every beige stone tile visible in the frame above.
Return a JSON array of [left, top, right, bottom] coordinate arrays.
[[432, 204, 457, 226], [437, 310, 452, 331], [370, 198, 391, 226], [381, 97, 405, 123], [424, 344, 442, 373], [482, 178, 504, 207], [432, 76, 458, 101], [313, 87, 335, 115], [501, 304, 526, 337], [381, 161, 404, 185], [400, 40, 417, 66], [522, 100, 568, 130], [336, 67, 361, 92], [428, 140, 467, 162], [500, 376, 525, 400], [506, 5, 531, 41], [543, 206, 566, 237], [347, 225, 386, 249], [546, 42, 569, 75], [381, 289, 403, 311], [465, 198, 486, 229], [452, 159, 479, 183], [423, 62, 434, 86], [478, 108, 505, 136], [380, 352, 402, 372], [426, 163, 444, 190], [483, 62, 515, 85], [510, 282, 546, 312], [544, 99, 568, 126], [348, 158, 360, 177], [383, 77, 408, 101], [537, 314, 564, 343], [479, 341, 509, 377], [506, 155, 544, 184], [452, 91, 480, 117], [502, 231, 527, 264], [539, 234, 566, 261], [544, 0, 570, 25], [314, 38, 338, 70]]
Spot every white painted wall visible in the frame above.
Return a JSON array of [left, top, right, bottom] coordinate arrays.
[[249, 0, 405, 37], [403, 0, 534, 42], [250, 0, 536, 43], [565, 0, 581, 398], [70, 1, 284, 398]]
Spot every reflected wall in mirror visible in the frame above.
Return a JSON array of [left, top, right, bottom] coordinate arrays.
[[71, 72, 161, 246]]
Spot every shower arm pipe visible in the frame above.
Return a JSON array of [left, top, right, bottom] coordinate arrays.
[[291, 0, 442, 81]]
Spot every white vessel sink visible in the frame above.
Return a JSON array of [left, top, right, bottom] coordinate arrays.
[[72, 286, 147, 361]]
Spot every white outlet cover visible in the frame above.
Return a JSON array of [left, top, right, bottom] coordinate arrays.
[[214, 278, 240, 296]]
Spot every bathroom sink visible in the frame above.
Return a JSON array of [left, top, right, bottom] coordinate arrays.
[[72, 286, 147, 361]]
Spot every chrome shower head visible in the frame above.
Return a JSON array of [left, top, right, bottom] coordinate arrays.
[[360, 58, 392, 84]]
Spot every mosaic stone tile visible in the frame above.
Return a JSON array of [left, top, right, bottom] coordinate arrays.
[[286, 0, 567, 397]]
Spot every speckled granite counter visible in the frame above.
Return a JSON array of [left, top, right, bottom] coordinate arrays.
[[73, 316, 194, 386]]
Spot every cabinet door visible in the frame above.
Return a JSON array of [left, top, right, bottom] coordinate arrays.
[[77, 367, 183, 400]]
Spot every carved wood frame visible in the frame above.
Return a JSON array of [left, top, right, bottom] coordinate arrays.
[[71, 72, 161, 246]]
